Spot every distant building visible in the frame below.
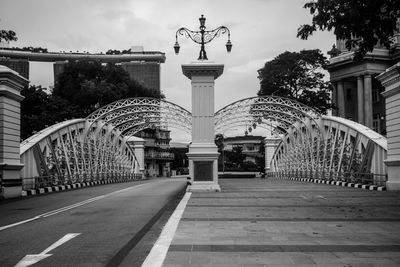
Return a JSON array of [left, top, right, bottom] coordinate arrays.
[[120, 61, 161, 91], [135, 128, 174, 177], [327, 30, 400, 135], [0, 58, 29, 79], [223, 135, 264, 163], [0, 46, 165, 91]]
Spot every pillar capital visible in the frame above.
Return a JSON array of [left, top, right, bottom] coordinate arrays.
[[0, 66, 29, 102], [182, 62, 224, 80], [0, 66, 27, 199]]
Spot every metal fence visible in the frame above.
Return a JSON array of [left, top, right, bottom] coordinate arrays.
[[23, 172, 143, 190], [266, 170, 387, 187]]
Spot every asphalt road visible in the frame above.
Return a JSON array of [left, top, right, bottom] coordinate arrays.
[[0, 178, 187, 267]]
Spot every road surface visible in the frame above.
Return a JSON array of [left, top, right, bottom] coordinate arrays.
[[0, 178, 186, 266]]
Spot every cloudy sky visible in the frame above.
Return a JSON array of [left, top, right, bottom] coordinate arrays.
[[1, 0, 335, 140]]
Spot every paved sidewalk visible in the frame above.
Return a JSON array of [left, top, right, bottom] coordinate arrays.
[[162, 178, 400, 267]]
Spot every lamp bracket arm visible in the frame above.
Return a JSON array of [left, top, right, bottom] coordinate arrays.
[[176, 27, 203, 44]]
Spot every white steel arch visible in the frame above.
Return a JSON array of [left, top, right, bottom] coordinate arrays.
[[214, 96, 387, 186], [86, 97, 192, 135], [20, 119, 140, 189], [214, 96, 320, 136], [271, 115, 387, 185]]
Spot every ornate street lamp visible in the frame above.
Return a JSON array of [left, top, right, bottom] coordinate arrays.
[[174, 15, 232, 60]]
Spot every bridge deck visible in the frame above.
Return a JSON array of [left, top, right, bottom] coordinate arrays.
[[162, 178, 400, 266]]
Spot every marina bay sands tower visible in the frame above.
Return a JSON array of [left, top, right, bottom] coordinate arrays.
[[0, 46, 165, 92]]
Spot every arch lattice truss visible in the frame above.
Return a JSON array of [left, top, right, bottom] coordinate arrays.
[[20, 119, 139, 187], [214, 96, 387, 183], [20, 98, 192, 186], [20, 96, 387, 187], [86, 97, 192, 135]]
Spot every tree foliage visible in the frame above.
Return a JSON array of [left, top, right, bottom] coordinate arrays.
[[297, 0, 400, 60], [21, 86, 76, 140], [21, 61, 165, 139], [257, 49, 332, 114], [0, 29, 17, 42], [53, 61, 164, 118]]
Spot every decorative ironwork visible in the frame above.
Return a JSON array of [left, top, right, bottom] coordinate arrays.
[[174, 15, 232, 60], [20, 96, 388, 189], [20, 119, 140, 189], [270, 116, 387, 186]]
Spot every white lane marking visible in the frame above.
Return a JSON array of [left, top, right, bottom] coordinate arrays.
[[141, 191, 192, 267], [0, 183, 148, 231], [14, 233, 80, 267]]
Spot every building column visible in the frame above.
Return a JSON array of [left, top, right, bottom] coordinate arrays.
[[331, 82, 338, 116], [377, 63, 400, 190], [182, 62, 224, 192], [133, 140, 145, 175], [0, 66, 28, 199], [337, 80, 345, 117], [364, 74, 373, 128], [357, 76, 365, 124], [264, 138, 281, 172]]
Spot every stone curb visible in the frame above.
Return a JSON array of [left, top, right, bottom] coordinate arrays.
[[273, 177, 386, 191], [21, 178, 148, 197]]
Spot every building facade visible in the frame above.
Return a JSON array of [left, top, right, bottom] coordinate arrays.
[[120, 61, 161, 91], [134, 128, 174, 177], [327, 34, 400, 135], [0, 58, 29, 80], [0, 47, 165, 92], [223, 135, 264, 163]]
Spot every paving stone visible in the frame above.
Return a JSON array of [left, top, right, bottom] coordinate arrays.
[[160, 178, 400, 266]]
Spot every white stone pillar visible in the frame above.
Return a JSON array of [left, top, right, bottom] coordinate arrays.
[[377, 63, 400, 190], [331, 82, 338, 116], [364, 74, 373, 128], [357, 76, 364, 124], [0, 66, 28, 199], [264, 138, 281, 172], [337, 80, 345, 117], [133, 139, 145, 174], [182, 62, 223, 192]]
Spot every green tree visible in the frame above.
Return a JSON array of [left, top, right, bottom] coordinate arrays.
[[53, 61, 164, 118], [257, 49, 332, 114], [215, 134, 225, 171], [21, 86, 76, 139], [297, 0, 400, 60], [0, 29, 17, 42], [225, 146, 246, 168]]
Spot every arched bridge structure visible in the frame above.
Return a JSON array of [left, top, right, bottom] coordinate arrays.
[[214, 96, 387, 187], [20, 98, 192, 189], [19, 96, 387, 190]]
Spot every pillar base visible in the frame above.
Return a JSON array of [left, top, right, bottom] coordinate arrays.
[[187, 181, 221, 192], [385, 159, 400, 191], [0, 163, 24, 199]]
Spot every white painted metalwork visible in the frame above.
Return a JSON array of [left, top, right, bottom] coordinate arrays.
[[20, 98, 192, 189], [86, 97, 192, 135], [20, 119, 139, 189], [215, 96, 320, 135], [215, 96, 387, 185], [20, 96, 388, 189], [270, 115, 387, 185]]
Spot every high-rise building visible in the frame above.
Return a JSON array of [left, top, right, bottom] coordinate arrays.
[[120, 61, 161, 91], [0, 58, 29, 80]]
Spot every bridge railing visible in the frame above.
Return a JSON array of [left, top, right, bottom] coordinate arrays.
[[266, 170, 387, 187], [23, 172, 144, 190]]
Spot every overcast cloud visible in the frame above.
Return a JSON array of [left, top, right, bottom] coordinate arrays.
[[1, 0, 335, 141]]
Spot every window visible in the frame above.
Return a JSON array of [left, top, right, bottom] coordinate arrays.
[[346, 88, 352, 101], [372, 90, 380, 103], [373, 113, 380, 132]]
